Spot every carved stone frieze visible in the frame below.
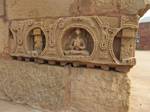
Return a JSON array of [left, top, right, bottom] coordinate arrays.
[[8, 14, 140, 69], [54, 16, 113, 61], [121, 16, 138, 27], [9, 21, 25, 54], [9, 19, 58, 57]]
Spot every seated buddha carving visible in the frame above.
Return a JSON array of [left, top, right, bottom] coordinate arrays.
[[64, 29, 89, 56]]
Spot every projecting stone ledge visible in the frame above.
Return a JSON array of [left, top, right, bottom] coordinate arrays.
[[0, 59, 130, 112]]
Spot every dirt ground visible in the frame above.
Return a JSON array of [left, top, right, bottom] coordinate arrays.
[[129, 51, 150, 112], [0, 51, 149, 112]]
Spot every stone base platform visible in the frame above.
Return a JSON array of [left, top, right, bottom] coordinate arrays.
[[0, 59, 130, 112]]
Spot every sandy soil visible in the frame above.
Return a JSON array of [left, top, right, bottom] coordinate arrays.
[[0, 51, 149, 112], [129, 51, 150, 112]]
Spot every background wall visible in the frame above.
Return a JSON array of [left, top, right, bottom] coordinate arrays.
[[139, 22, 150, 50]]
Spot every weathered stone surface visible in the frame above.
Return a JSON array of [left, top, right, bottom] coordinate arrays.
[[5, 0, 149, 72], [78, 0, 149, 16], [5, 0, 150, 19], [0, 0, 4, 16], [0, 19, 8, 57], [6, 0, 75, 19], [0, 0, 149, 72], [70, 68, 130, 112], [0, 0, 148, 112], [0, 60, 69, 111], [0, 59, 130, 112]]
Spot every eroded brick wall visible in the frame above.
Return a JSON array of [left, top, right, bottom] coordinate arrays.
[[139, 22, 150, 50]]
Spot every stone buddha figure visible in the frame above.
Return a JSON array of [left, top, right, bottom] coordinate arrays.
[[32, 28, 43, 54], [64, 29, 89, 56]]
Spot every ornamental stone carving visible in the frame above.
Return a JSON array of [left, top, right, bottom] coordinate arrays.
[[8, 0, 150, 72]]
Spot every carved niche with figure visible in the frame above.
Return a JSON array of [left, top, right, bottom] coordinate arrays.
[[28, 28, 46, 55], [8, 0, 150, 72], [63, 28, 93, 56]]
